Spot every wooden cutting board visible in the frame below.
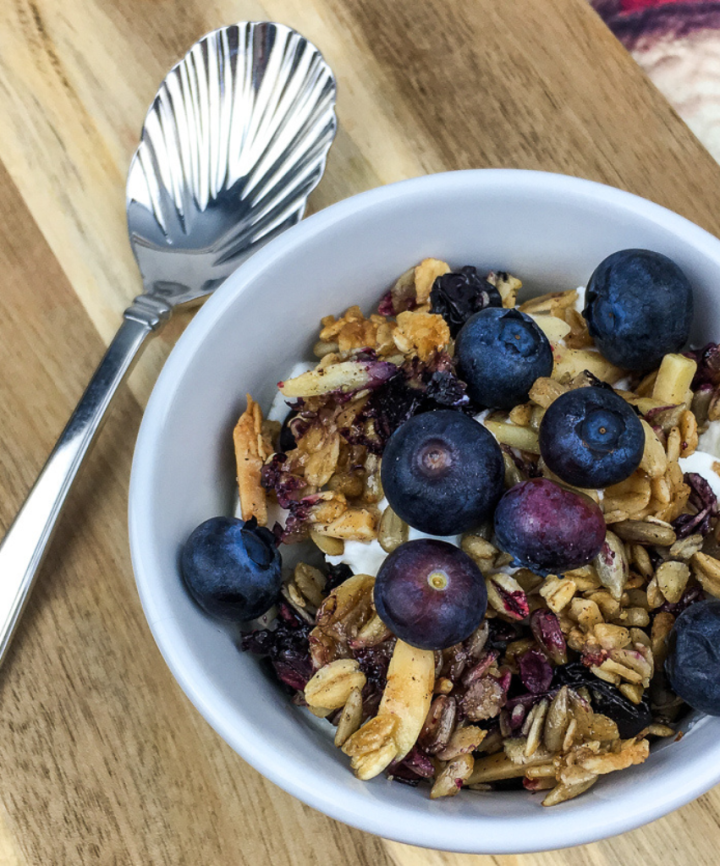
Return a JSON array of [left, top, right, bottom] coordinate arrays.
[[2, 0, 720, 863]]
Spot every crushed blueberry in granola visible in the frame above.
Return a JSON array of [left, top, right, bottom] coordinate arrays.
[[181, 251, 720, 808]]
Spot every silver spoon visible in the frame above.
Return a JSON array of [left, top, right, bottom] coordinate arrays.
[[0, 22, 337, 666]]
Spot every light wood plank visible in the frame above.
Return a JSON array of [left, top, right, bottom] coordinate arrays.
[[0, 160, 391, 865], [2, 0, 720, 863]]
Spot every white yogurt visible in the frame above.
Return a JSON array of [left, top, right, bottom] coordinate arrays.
[[326, 539, 388, 577], [679, 449, 720, 500], [267, 361, 314, 423], [573, 284, 586, 315], [326, 496, 464, 577], [699, 420, 720, 460]]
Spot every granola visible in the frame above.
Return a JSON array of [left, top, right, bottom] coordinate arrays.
[[231, 258, 720, 807]]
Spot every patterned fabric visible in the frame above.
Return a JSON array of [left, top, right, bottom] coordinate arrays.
[[593, 1, 720, 161]]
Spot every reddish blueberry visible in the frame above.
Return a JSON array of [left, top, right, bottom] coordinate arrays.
[[374, 539, 488, 650], [493, 478, 606, 575]]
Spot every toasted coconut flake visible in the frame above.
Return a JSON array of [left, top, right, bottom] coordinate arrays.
[[379, 640, 436, 760], [233, 395, 273, 523]]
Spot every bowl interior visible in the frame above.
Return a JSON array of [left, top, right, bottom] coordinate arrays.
[[129, 170, 720, 853]]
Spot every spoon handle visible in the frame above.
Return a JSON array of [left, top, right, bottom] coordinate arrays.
[[0, 297, 169, 666]]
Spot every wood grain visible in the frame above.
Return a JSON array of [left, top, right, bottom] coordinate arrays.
[[2, 0, 720, 863]]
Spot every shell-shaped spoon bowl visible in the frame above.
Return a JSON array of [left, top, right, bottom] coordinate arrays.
[[126, 21, 337, 302]]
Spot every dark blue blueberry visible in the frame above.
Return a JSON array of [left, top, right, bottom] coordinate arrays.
[[380, 409, 504, 535], [455, 308, 553, 409], [181, 516, 282, 621], [430, 266, 502, 337], [583, 249, 694, 371], [494, 478, 606, 575], [665, 598, 720, 715], [539, 386, 645, 488], [375, 539, 487, 650]]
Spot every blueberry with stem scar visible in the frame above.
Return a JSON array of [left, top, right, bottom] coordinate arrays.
[[539, 386, 644, 488], [381, 410, 504, 536]]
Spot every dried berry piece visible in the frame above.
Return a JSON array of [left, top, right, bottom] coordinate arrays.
[[553, 662, 651, 738], [325, 562, 354, 593], [687, 343, 720, 388], [279, 410, 298, 451], [355, 639, 396, 717], [242, 602, 313, 692], [530, 609, 568, 665], [519, 648, 554, 694], [674, 473, 719, 539], [430, 266, 502, 338], [486, 619, 523, 652], [348, 355, 474, 452], [388, 746, 436, 784], [261, 453, 307, 507]]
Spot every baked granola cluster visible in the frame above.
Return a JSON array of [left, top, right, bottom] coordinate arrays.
[[236, 258, 720, 807]]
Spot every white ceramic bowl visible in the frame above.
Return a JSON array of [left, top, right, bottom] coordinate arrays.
[[129, 169, 720, 853]]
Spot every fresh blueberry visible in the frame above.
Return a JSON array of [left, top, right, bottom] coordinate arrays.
[[665, 598, 720, 715], [494, 478, 606, 575], [381, 409, 504, 535], [430, 266, 502, 337], [539, 386, 645, 488], [455, 308, 553, 409], [374, 539, 487, 650], [583, 249, 694, 371], [181, 516, 282, 621]]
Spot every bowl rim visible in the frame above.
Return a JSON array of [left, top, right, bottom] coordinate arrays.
[[129, 168, 720, 853]]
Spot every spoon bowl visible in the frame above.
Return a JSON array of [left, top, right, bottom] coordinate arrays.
[[127, 22, 336, 303]]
